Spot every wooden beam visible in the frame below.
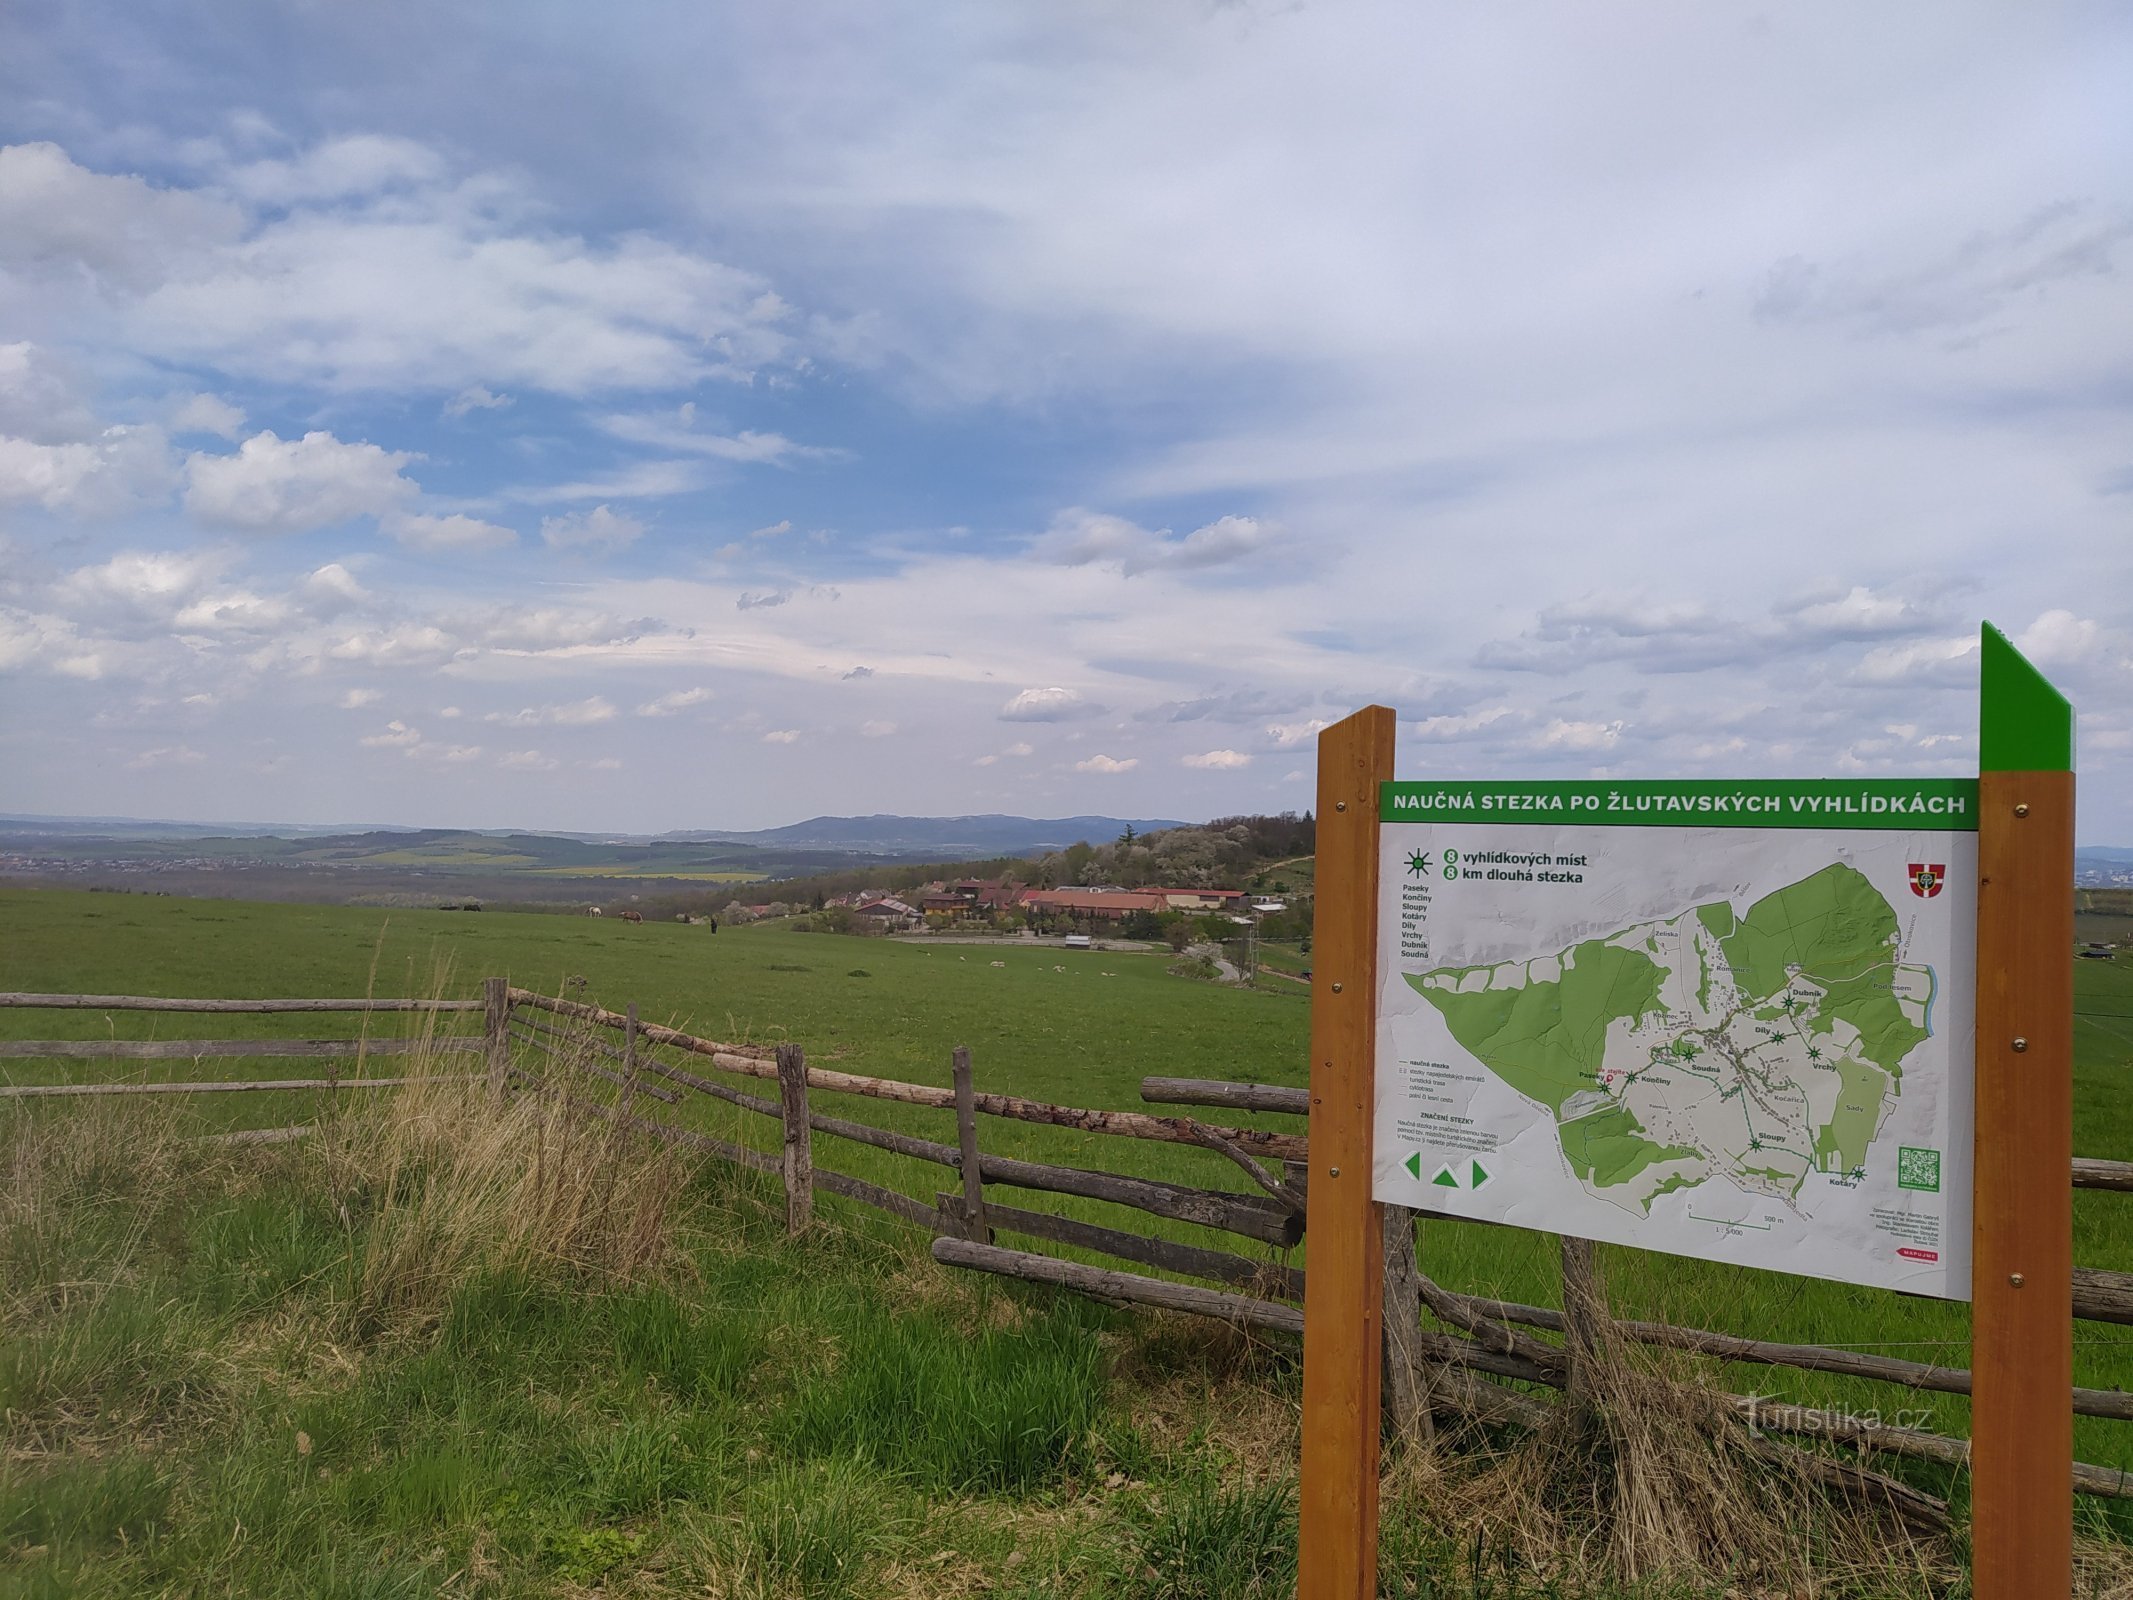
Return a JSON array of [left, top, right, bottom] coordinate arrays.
[[1971, 623, 2075, 1595], [0, 1037, 483, 1060], [1141, 1077, 1311, 1116], [0, 993, 481, 1012], [1298, 704, 1395, 1600], [777, 1042, 813, 1234], [952, 1045, 989, 1242], [0, 1074, 477, 1097]]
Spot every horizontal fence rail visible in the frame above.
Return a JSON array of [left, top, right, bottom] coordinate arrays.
[[0, 993, 483, 1013], [0, 1038, 485, 1060], [0, 1074, 480, 1098]]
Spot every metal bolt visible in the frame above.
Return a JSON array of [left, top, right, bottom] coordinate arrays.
[[2009, 1273, 2026, 1289], [1336, 800, 1347, 812], [1328, 1166, 1341, 1178], [1331, 981, 1343, 993], [2012, 1037, 2028, 1053], [2014, 803, 2030, 817]]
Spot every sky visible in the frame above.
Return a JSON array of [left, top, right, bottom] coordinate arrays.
[[0, 2, 2128, 839]]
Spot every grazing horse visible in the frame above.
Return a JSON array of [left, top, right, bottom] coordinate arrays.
[[618, 909, 644, 924]]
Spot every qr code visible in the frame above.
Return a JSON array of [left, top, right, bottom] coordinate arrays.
[[1896, 1146, 1941, 1193]]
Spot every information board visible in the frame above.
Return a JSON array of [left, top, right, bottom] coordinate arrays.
[[1373, 778, 1977, 1298]]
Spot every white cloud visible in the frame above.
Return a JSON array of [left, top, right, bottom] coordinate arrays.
[[1, 141, 791, 397], [444, 385, 512, 417], [327, 624, 460, 667], [598, 411, 821, 463], [2015, 609, 2106, 670], [303, 563, 370, 610], [1074, 753, 1138, 773], [1265, 718, 1331, 748], [1182, 749, 1251, 769], [169, 393, 245, 439], [762, 728, 801, 744], [499, 749, 557, 770], [429, 744, 485, 763], [172, 588, 292, 632], [1851, 634, 1979, 687], [224, 134, 445, 205], [1004, 742, 1034, 757], [540, 503, 645, 553], [484, 697, 618, 727], [385, 511, 517, 552], [636, 687, 713, 717], [52, 550, 218, 624], [0, 425, 175, 515], [737, 589, 790, 610], [1038, 508, 1283, 577], [752, 519, 792, 538], [0, 141, 240, 290], [185, 430, 415, 535], [1533, 718, 1624, 752], [360, 719, 422, 749], [860, 719, 897, 737], [338, 688, 380, 709], [1001, 686, 1092, 722], [125, 744, 205, 768]]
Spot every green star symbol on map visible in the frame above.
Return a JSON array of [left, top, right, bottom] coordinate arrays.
[[1406, 850, 1433, 877]]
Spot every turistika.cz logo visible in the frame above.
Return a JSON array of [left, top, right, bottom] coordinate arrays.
[[1908, 863, 1945, 899]]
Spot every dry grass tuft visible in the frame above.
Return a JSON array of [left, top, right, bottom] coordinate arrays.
[[316, 1069, 695, 1341], [1377, 1313, 1960, 1596]]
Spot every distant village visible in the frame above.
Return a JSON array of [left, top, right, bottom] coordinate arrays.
[[716, 876, 1285, 944]]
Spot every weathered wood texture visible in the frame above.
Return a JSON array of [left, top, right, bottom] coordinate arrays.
[[951, 1045, 989, 1243], [777, 1042, 813, 1234], [1464, 1292, 2133, 1421], [2073, 1158, 2133, 1192], [1298, 703, 1395, 1600], [936, 1234, 1302, 1333], [1381, 1205, 1429, 1440], [0, 1037, 484, 1060], [1141, 1077, 1311, 1116], [974, 1196, 1304, 1300], [0, 1074, 477, 1097], [483, 976, 510, 1097], [0, 993, 482, 1012], [1973, 766, 2077, 1590]]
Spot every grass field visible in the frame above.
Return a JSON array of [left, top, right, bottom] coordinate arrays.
[[5, 887, 2133, 1594]]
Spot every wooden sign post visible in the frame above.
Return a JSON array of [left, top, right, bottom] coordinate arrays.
[[1297, 705, 1395, 1600], [1971, 624, 2075, 1594]]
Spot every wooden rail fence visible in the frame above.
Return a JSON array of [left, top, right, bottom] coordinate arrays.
[[7, 981, 2131, 1511]]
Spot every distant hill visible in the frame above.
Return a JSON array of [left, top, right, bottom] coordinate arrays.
[[660, 814, 1190, 857]]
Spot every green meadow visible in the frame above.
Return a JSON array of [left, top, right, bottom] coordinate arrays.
[[4, 886, 2133, 1595]]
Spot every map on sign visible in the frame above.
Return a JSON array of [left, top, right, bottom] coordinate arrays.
[[1373, 780, 1977, 1298]]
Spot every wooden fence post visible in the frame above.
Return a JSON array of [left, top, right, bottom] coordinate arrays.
[[1382, 1203, 1429, 1443], [483, 977, 509, 1100], [952, 1044, 990, 1242], [1560, 1235, 1608, 1435], [621, 1002, 641, 1116], [1972, 624, 2074, 1595], [1298, 703, 1395, 1600], [777, 1043, 813, 1234]]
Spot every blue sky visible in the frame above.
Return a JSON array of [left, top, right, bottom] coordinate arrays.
[[1, 2, 2128, 838]]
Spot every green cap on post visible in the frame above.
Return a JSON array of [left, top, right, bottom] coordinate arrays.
[[1979, 623, 2073, 773]]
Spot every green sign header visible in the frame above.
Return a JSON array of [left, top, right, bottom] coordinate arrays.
[[1380, 778, 1979, 831]]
